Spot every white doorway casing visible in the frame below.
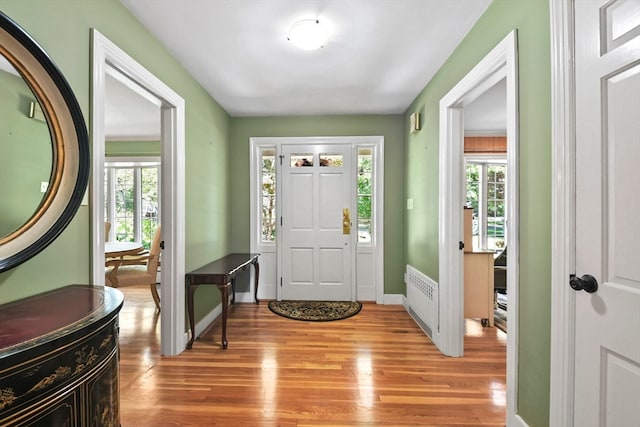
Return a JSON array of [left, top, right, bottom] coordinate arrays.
[[249, 136, 384, 304], [438, 30, 521, 425], [91, 30, 186, 356], [549, 1, 577, 424]]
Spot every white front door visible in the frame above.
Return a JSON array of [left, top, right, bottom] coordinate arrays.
[[280, 144, 353, 301], [574, 1, 640, 424]]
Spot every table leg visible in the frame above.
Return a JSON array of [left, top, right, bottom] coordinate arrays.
[[218, 282, 231, 349], [186, 283, 197, 349], [253, 259, 260, 304]]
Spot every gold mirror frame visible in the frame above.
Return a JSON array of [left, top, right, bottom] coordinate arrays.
[[0, 12, 89, 272]]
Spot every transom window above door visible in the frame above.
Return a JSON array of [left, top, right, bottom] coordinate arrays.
[[289, 153, 345, 167]]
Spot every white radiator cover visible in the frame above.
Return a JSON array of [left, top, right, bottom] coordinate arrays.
[[405, 265, 439, 338]]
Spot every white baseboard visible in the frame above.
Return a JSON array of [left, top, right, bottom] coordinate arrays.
[[510, 414, 529, 427], [383, 293, 404, 304], [402, 294, 409, 308], [183, 302, 222, 346], [234, 291, 257, 304]]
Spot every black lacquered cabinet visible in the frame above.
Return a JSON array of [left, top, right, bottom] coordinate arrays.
[[0, 285, 124, 426]]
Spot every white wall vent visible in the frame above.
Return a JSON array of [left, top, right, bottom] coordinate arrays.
[[405, 264, 439, 339]]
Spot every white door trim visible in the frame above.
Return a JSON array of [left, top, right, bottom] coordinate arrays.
[[91, 30, 186, 356], [549, 0, 577, 424], [438, 30, 520, 423], [250, 136, 384, 303]]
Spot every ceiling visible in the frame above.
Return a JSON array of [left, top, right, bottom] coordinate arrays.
[[116, 0, 493, 120], [105, 71, 162, 141], [2, 1, 506, 142], [464, 78, 506, 135]]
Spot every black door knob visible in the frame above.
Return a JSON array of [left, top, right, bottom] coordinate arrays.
[[569, 274, 598, 293]]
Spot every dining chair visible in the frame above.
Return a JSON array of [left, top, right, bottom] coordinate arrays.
[[105, 225, 162, 310]]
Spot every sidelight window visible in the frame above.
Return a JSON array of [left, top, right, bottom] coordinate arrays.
[[261, 149, 276, 242], [357, 148, 373, 243]]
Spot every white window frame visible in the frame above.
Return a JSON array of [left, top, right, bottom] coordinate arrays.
[[356, 146, 376, 246], [258, 148, 277, 244], [464, 155, 507, 251], [104, 156, 161, 244]]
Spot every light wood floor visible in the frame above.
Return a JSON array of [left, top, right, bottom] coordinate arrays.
[[118, 285, 506, 426]]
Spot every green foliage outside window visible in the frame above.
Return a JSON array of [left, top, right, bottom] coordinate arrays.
[[357, 154, 372, 242], [107, 165, 159, 250], [140, 167, 159, 249], [261, 155, 276, 242], [465, 162, 506, 250], [114, 169, 135, 243]]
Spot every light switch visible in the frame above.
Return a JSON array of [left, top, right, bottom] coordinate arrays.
[[40, 181, 49, 193]]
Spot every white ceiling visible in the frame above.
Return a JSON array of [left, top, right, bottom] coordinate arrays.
[[464, 78, 506, 135], [117, 0, 493, 118], [2, 2, 505, 141], [101, 1, 507, 139], [105, 71, 161, 141]]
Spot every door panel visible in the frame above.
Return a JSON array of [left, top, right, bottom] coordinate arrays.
[[291, 173, 314, 229], [281, 144, 353, 301], [574, 1, 640, 424], [608, 64, 640, 284]]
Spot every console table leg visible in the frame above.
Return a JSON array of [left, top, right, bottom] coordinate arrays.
[[219, 282, 230, 349], [253, 260, 260, 304], [231, 277, 236, 305], [186, 284, 197, 349]]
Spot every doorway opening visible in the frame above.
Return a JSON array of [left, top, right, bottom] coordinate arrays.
[[463, 77, 509, 332], [437, 30, 519, 423], [91, 30, 186, 356]]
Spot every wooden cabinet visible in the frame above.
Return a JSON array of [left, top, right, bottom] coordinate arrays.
[[463, 207, 494, 326], [463, 207, 474, 251], [463, 252, 495, 327], [0, 285, 124, 426]]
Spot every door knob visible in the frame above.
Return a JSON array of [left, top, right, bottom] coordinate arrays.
[[569, 274, 598, 293]]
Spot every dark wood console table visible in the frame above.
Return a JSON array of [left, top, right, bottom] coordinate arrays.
[[0, 285, 124, 426], [186, 253, 260, 350]]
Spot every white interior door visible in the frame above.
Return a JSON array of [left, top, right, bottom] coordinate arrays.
[[574, 1, 640, 424], [280, 144, 353, 301]]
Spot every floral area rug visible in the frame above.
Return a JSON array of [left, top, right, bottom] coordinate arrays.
[[268, 300, 362, 321]]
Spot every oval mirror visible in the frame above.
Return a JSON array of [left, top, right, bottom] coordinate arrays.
[[0, 12, 89, 272]]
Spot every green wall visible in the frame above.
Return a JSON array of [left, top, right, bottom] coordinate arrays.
[[404, 1, 551, 426], [105, 140, 160, 157], [0, 0, 231, 320], [229, 115, 405, 295]]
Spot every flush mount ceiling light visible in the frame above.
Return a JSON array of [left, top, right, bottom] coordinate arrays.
[[287, 19, 328, 50]]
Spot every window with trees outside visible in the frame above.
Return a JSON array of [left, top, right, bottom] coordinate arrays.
[[104, 159, 160, 250], [261, 149, 276, 242], [357, 148, 373, 243], [465, 160, 506, 252]]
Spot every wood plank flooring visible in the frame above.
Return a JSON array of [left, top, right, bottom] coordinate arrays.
[[118, 285, 506, 426]]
